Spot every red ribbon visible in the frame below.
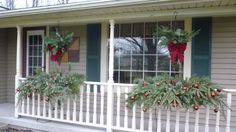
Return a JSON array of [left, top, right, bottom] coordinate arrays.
[[50, 48, 62, 63], [167, 41, 187, 63]]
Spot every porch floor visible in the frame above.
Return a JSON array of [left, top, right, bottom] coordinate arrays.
[[0, 103, 105, 132]]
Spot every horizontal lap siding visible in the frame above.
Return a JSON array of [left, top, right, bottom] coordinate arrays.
[[0, 29, 7, 103], [50, 25, 86, 75], [6, 28, 16, 103], [212, 17, 236, 127]]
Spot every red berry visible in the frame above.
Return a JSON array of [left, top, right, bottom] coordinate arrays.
[[155, 82, 161, 86], [144, 92, 149, 97], [214, 108, 218, 113], [193, 83, 199, 88], [16, 88, 20, 92], [182, 86, 188, 90], [157, 100, 161, 105], [143, 82, 149, 86], [217, 89, 221, 92], [176, 93, 181, 96], [130, 96, 135, 100], [211, 92, 217, 97], [172, 101, 178, 108], [143, 108, 148, 112], [193, 105, 199, 110]]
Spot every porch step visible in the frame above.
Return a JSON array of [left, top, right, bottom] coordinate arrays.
[[0, 122, 8, 130]]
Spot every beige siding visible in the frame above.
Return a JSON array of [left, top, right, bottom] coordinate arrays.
[[0, 29, 7, 103], [50, 25, 87, 76], [212, 17, 236, 127], [6, 28, 16, 103]]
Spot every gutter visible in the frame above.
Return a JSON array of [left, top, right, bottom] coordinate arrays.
[[0, 0, 222, 19]]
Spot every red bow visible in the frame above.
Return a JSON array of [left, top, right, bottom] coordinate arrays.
[[167, 41, 187, 63]]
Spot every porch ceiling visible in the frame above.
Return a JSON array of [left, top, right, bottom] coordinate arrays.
[[0, 0, 236, 27]]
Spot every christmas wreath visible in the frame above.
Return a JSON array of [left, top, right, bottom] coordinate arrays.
[[156, 26, 199, 63], [44, 32, 74, 65], [17, 70, 85, 104], [126, 75, 229, 114]]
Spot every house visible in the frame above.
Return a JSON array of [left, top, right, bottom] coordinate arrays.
[[0, 0, 236, 131]]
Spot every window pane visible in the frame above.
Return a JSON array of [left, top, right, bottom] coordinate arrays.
[[33, 35, 38, 45], [114, 71, 119, 83], [144, 39, 157, 54], [29, 57, 33, 66], [33, 46, 38, 56], [144, 56, 156, 71], [133, 23, 144, 37], [114, 55, 119, 70], [29, 46, 33, 56], [145, 22, 156, 38], [132, 55, 143, 70], [120, 55, 130, 70], [38, 35, 42, 44], [29, 36, 33, 46], [132, 72, 143, 82], [158, 55, 170, 71], [120, 24, 131, 37], [120, 71, 130, 83], [145, 72, 156, 77]]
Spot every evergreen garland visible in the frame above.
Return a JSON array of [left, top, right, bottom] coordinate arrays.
[[126, 75, 229, 114], [17, 70, 85, 104]]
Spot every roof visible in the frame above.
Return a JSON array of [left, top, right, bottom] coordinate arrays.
[[0, 0, 236, 28]]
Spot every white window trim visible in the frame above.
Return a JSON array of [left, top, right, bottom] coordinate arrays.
[[26, 30, 45, 76]]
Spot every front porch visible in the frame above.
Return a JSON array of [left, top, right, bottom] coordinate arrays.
[[8, 81, 236, 132]]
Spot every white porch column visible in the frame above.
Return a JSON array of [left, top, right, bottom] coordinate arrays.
[[184, 18, 192, 79], [15, 25, 23, 118], [45, 25, 50, 73], [106, 19, 115, 132]]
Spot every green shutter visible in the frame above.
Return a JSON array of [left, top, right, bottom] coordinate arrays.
[[86, 24, 101, 81], [192, 17, 212, 77]]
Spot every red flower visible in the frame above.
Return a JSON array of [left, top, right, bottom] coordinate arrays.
[[47, 45, 54, 51]]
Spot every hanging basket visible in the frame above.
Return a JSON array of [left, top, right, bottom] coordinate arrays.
[[167, 41, 187, 64]]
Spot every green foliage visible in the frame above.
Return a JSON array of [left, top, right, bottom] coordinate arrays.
[[126, 75, 229, 114], [17, 70, 85, 104], [44, 31, 74, 54], [155, 26, 200, 46]]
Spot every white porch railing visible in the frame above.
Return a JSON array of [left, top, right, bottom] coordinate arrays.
[[16, 79, 235, 132]]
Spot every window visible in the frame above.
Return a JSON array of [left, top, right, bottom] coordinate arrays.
[[26, 30, 44, 76], [110, 21, 184, 83]]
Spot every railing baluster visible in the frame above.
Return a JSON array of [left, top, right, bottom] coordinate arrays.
[[116, 86, 121, 127], [166, 110, 170, 132], [48, 102, 51, 118], [226, 93, 232, 132], [32, 93, 35, 115], [194, 110, 199, 132], [66, 98, 70, 120], [215, 110, 220, 132], [157, 109, 161, 132], [132, 105, 136, 129], [205, 107, 209, 132], [60, 101, 64, 120], [100, 85, 105, 125], [22, 99, 25, 114], [185, 110, 189, 132], [79, 85, 84, 122], [86, 84, 91, 123], [37, 95, 40, 116], [124, 87, 128, 128], [43, 96, 46, 117], [73, 96, 77, 122], [175, 109, 180, 132], [140, 104, 144, 131], [27, 96, 30, 114], [148, 111, 152, 132], [93, 85, 97, 124], [54, 100, 58, 119]]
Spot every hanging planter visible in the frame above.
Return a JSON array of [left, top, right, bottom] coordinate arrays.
[[156, 26, 199, 63], [44, 32, 74, 65]]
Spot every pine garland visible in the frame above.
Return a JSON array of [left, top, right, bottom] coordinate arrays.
[[17, 70, 85, 104], [126, 75, 229, 114]]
